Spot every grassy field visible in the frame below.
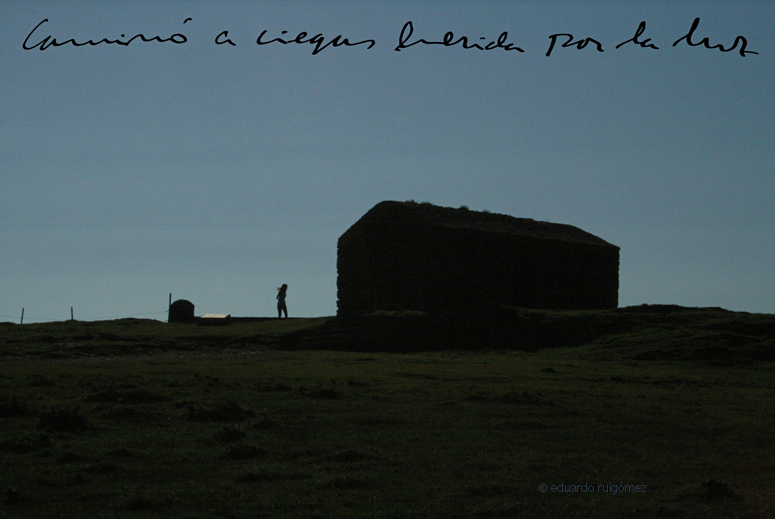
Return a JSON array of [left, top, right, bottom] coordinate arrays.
[[0, 312, 773, 518]]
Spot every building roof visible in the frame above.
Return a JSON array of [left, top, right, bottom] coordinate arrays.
[[347, 201, 619, 248]]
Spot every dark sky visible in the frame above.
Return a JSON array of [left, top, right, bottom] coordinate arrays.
[[2, 1, 773, 321]]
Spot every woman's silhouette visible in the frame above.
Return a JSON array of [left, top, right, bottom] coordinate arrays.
[[276, 284, 288, 318]]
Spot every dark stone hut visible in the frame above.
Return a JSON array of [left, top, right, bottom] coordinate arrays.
[[336, 201, 619, 314], [168, 299, 195, 323]]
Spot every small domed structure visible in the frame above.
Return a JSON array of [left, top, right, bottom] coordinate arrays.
[[168, 299, 195, 323]]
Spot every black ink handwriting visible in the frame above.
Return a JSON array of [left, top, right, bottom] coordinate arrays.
[[673, 17, 758, 56], [215, 30, 236, 46], [23, 18, 190, 51], [616, 21, 659, 50], [394, 21, 524, 52], [20, 17, 759, 59], [255, 29, 375, 55], [546, 33, 604, 57]]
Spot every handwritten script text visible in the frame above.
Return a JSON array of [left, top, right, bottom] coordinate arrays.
[[22, 17, 758, 58]]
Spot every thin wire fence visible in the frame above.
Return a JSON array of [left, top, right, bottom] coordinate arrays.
[[1, 310, 169, 324]]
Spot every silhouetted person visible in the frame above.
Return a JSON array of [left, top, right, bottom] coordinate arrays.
[[276, 284, 288, 318]]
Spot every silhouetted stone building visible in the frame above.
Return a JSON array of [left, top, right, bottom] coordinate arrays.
[[337, 201, 619, 314], [168, 299, 195, 323]]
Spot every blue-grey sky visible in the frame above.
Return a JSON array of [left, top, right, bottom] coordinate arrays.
[[2, 1, 773, 321]]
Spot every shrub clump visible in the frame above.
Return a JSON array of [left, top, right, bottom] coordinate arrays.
[[0, 398, 33, 418], [466, 483, 511, 497], [256, 382, 293, 392], [120, 496, 176, 512], [187, 401, 256, 422], [702, 479, 739, 500], [85, 387, 167, 404], [5, 488, 24, 506], [81, 462, 119, 474], [325, 476, 374, 489], [0, 433, 51, 454], [38, 406, 90, 433], [221, 444, 268, 460], [305, 388, 342, 400], [26, 374, 53, 387], [212, 426, 247, 443], [326, 450, 380, 463], [466, 390, 554, 406], [236, 471, 309, 483]]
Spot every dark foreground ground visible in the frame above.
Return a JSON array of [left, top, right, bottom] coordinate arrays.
[[0, 305, 773, 518]]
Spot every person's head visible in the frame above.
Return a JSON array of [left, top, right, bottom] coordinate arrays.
[[278, 283, 288, 291]]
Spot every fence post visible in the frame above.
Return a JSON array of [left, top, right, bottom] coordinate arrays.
[[168, 293, 172, 323], [20, 308, 24, 325], [71, 307, 74, 321]]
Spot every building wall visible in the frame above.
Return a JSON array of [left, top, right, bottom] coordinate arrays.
[[337, 223, 619, 314]]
